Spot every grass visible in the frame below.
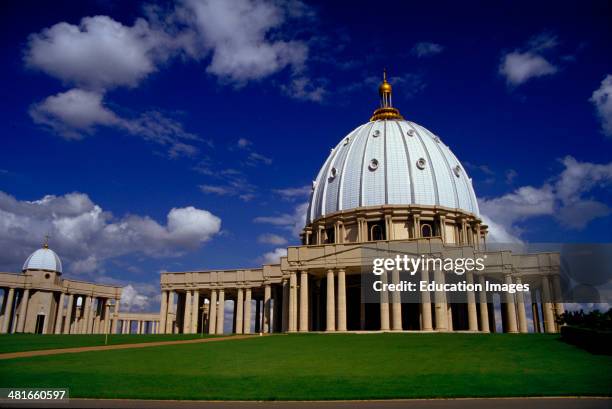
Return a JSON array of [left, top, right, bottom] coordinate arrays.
[[0, 333, 610, 400], [0, 333, 213, 353]]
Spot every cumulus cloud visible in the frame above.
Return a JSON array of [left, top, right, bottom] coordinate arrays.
[[257, 233, 288, 245], [121, 284, 152, 312], [24, 15, 175, 90], [480, 156, 612, 242], [24, 1, 317, 151], [590, 74, 612, 137], [499, 33, 559, 86], [29, 88, 201, 156], [260, 247, 287, 264], [411, 42, 444, 57], [179, 0, 309, 83], [0, 191, 221, 275]]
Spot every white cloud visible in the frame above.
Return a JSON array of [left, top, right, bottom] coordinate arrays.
[[281, 76, 326, 102], [178, 0, 309, 83], [261, 247, 287, 264], [590, 74, 612, 137], [257, 233, 287, 245], [29, 89, 201, 156], [121, 284, 152, 312], [273, 185, 311, 201], [0, 191, 222, 276], [411, 42, 444, 57], [254, 202, 308, 237], [29, 89, 120, 139], [499, 33, 559, 86], [24, 15, 174, 90], [480, 156, 612, 242]]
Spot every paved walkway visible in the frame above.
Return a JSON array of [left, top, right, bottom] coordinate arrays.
[[0, 397, 609, 409], [0, 334, 257, 360]]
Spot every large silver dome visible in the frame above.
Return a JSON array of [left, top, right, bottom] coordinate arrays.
[[307, 119, 480, 224]]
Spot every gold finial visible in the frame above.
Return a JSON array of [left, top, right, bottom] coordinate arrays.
[[370, 69, 403, 121], [43, 234, 50, 249]]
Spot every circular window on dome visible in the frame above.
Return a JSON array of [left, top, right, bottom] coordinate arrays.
[[416, 158, 427, 169], [329, 167, 338, 179], [373, 130, 381, 137], [368, 159, 379, 171], [453, 165, 462, 177], [407, 129, 415, 137], [44, 273, 50, 279], [312, 180, 317, 190], [344, 137, 350, 145], [434, 136, 441, 143]]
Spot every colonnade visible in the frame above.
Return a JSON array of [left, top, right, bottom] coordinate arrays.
[[158, 269, 563, 335], [0, 287, 120, 334], [116, 318, 160, 334]]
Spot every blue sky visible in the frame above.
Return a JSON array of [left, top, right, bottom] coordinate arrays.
[[1, 0, 611, 310]]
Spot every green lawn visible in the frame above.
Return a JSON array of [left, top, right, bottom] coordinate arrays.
[[0, 333, 213, 353], [1, 333, 610, 400]]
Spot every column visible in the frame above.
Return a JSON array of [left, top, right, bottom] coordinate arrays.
[[159, 290, 168, 334], [137, 320, 142, 334], [165, 291, 175, 333], [326, 269, 335, 332], [191, 290, 200, 334], [236, 288, 244, 334], [504, 275, 518, 333], [243, 288, 252, 334], [104, 302, 111, 333], [379, 270, 390, 331], [541, 276, 556, 333], [289, 273, 297, 332], [81, 296, 91, 334], [63, 294, 74, 334], [420, 269, 433, 331], [391, 269, 402, 331], [183, 290, 192, 334], [1, 288, 15, 334], [216, 289, 225, 335], [337, 269, 347, 332], [299, 271, 309, 332], [208, 290, 217, 334], [16, 288, 30, 333], [54, 292, 66, 334], [264, 284, 272, 333], [478, 276, 490, 333], [122, 320, 128, 334], [552, 274, 564, 329], [466, 272, 478, 331], [515, 277, 528, 333], [447, 303, 453, 331], [434, 269, 447, 331], [281, 279, 288, 332], [113, 299, 121, 334]]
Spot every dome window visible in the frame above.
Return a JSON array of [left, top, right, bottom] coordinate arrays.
[[312, 180, 317, 190], [329, 167, 338, 179], [373, 130, 381, 137], [344, 137, 350, 145], [416, 158, 427, 169], [407, 129, 415, 137], [368, 159, 379, 171], [434, 136, 441, 143], [453, 165, 462, 177]]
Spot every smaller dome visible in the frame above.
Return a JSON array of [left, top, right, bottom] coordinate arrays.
[[23, 246, 62, 274]]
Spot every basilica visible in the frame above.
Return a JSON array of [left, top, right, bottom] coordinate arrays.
[[0, 74, 564, 335]]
